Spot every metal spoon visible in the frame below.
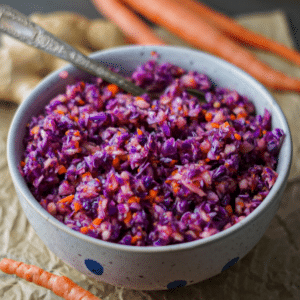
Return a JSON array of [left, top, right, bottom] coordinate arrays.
[[0, 5, 206, 100]]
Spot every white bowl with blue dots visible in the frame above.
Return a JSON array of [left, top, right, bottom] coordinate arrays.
[[7, 45, 292, 290]]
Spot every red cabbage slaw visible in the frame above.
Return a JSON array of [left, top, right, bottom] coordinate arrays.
[[20, 56, 285, 246]]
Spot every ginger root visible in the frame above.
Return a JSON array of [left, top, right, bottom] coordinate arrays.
[[0, 11, 126, 104]]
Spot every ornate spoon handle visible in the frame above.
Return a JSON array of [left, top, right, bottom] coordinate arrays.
[[0, 5, 146, 96]]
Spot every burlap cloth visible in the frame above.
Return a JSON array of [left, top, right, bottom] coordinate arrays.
[[1, 10, 300, 300]]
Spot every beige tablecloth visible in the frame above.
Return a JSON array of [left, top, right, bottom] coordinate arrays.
[[1, 10, 300, 300]]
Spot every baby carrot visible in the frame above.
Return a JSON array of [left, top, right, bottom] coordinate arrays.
[[175, 0, 300, 66], [91, 0, 165, 45], [122, 0, 300, 92], [0, 258, 100, 300]]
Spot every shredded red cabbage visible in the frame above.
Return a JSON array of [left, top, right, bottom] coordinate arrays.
[[20, 55, 285, 246]]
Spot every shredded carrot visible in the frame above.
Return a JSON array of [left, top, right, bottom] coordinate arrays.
[[20, 161, 26, 167], [131, 235, 142, 245], [88, 224, 95, 230], [171, 182, 180, 194], [211, 122, 220, 129], [92, 218, 103, 226], [112, 157, 120, 169], [74, 202, 82, 212], [82, 172, 92, 178], [30, 125, 39, 135], [58, 165, 67, 175], [262, 130, 267, 135], [171, 169, 178, 176], [107, 83, 120, 96], [237, 201, 245, 208], [234, 133, 242, 140], [169, 159, 177, 167], [80, 226, 89, 234], [223, 121, 230, 127], [137, 128, 143, 135], [225, 205, 233, 215], [55, 109, 65, 115], [205, 158, 210, 163], [58, 195, 74, 204], [149, 189, 158, 199], [237, 112, 248, 119], [230, 114, 236, 120], [0, 258, 100, 300], [123, 211, 132, 224], [74, 130, 81, 137], [128, 196, 141, 203], [77, 99, 85, 105]]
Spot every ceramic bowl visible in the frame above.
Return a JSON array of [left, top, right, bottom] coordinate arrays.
[[7, 45, 292, 290]]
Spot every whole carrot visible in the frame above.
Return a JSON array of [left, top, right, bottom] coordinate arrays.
[[0, 258, 100, 300], [91, 0, 165, 45], [121, 0, 300, 92], [174, 0, 300, 66]]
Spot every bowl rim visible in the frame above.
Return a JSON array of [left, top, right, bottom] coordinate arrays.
[[7, 45, 292, 253]]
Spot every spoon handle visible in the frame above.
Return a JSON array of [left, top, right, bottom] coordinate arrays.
[[0, 5, 145, 96]]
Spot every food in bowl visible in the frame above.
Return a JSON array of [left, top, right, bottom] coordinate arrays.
[[19, 54, 285, 247]]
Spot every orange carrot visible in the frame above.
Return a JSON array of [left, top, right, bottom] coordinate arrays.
[[91, 0, 165, 45], [0, 258, 100, 300], [121, 0, 300, 92], [175, 0, 300, 66], [58, 195, 75, 204]]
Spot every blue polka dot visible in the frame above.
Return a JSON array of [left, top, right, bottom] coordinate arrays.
[[222, 257, 239, 272], [84, 259, 104, 275], [167, 280, 187, 289]]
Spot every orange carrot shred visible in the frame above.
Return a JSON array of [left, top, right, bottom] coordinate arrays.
[[128, 196, 141, 203], [20, 161, 26, 167], [74, 130, 81, 137], [237, 112, 247, 119], [234, 133, 242, 140], [112, 157, 120, 169], [55, 109, 65, 115], [149, 189, 158, 198], [80, 226, 89, 234], [205, 112, 213, 122], [74, 202, 82, 212], [82, 172, 92, 178], [124, 211, 132, 224], [225, 205, 233, 215], [211, 122, 220, 129], [92, 218, 103, 226], [0, 258, 101, 300], [58, 195, 74, 204], [30, 125, 39, 135], [107, 84, 120, 96], [137, 128, 143, 135], [58, 165, 67, 175]]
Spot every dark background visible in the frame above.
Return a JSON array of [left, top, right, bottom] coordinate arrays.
[[4, 0, 300, 50]]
